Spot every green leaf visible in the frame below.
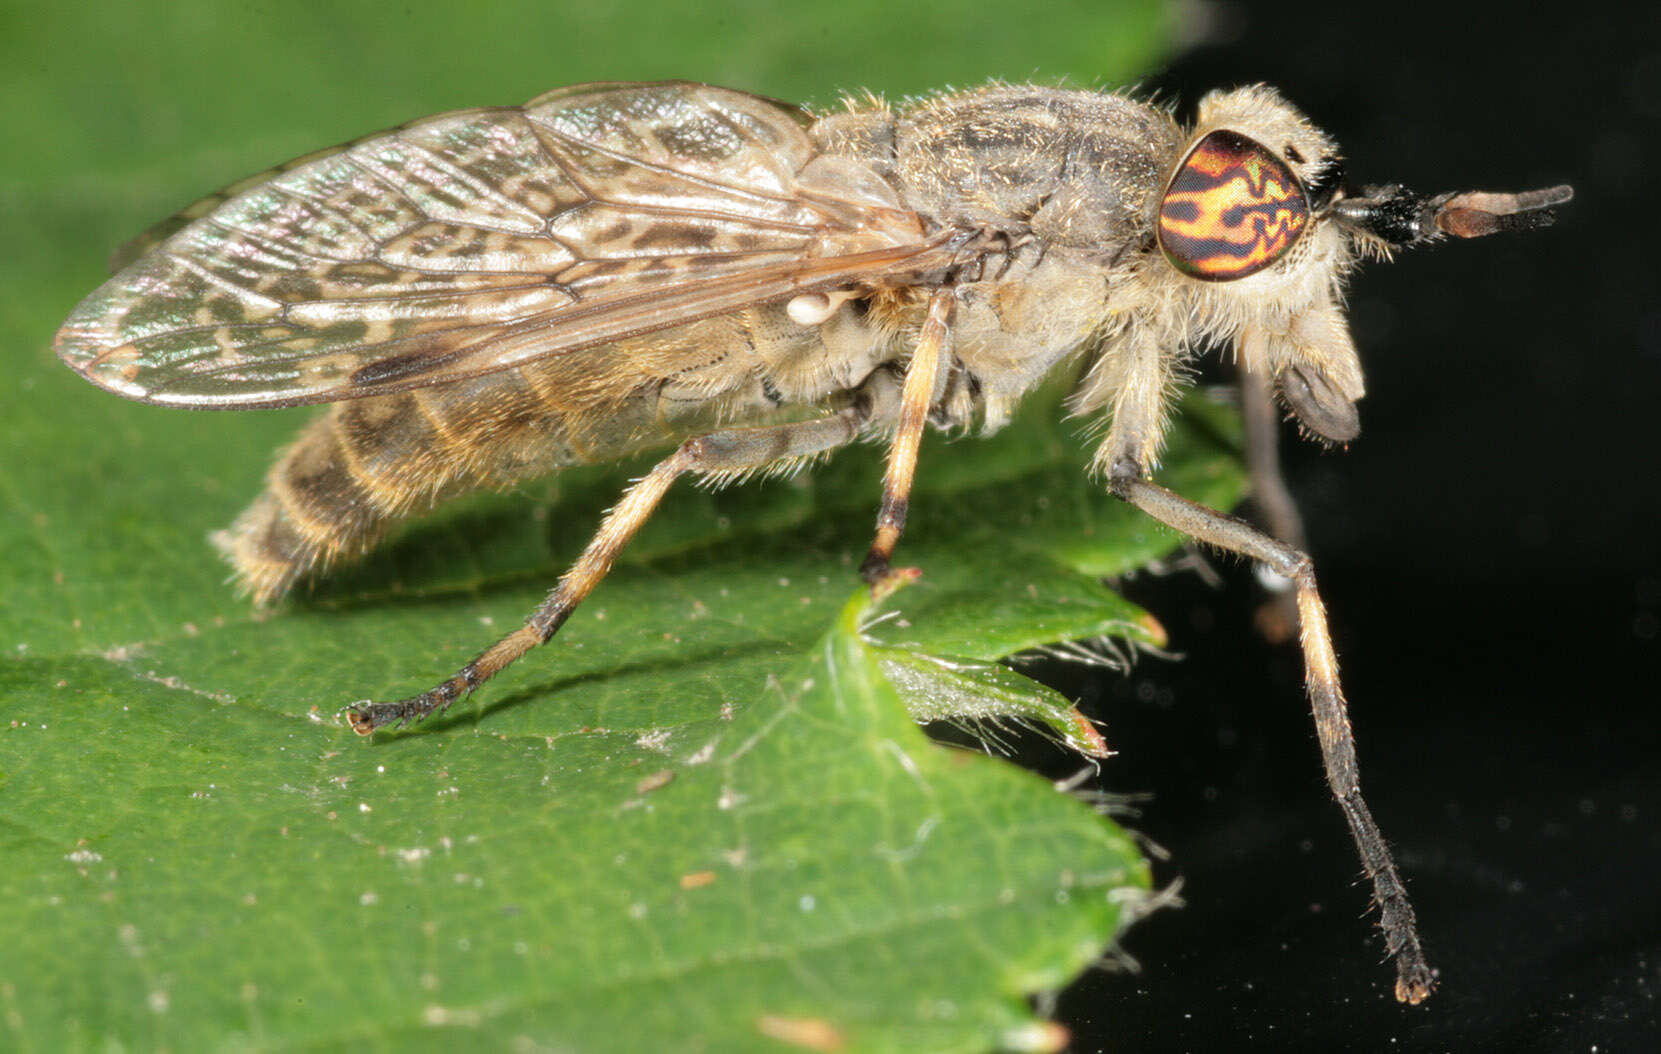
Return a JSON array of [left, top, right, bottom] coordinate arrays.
[[3, 581, 1158, 1052], [0, 2, 1251, 1050], [1, 394, 1244, 1050]]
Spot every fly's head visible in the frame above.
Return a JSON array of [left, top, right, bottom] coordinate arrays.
[[1153, 85, 1572, 444]]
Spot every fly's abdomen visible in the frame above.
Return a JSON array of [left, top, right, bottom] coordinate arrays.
[[213, 365, 593, 604], [213, 306, 879, 603]]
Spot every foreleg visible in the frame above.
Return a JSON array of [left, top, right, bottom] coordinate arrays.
[[1108, 471, 1434, 1004], [1099, 345, 1433, 1003]]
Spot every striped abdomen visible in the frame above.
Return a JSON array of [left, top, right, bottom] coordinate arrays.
[[212, 305, 887, 603], [213, 364, 592, 604]]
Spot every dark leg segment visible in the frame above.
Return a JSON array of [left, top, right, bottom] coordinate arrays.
[[345, 409, 867, 734], [1240, 369, 1308, 642], [859, 289, 953, 584], [1240, 368, 1309, 555], [1109, 472, 1435, 1005]]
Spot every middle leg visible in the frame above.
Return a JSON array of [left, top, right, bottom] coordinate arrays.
[[860, 288, 954, 584]]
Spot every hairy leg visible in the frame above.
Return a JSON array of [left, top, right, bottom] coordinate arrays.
[[345, 407, 868, 734], [1094, 335, 1432, 1003], [347, 290, 960, 734], [859, 289, 953, 584], [1108, 471, 1434, 1004]]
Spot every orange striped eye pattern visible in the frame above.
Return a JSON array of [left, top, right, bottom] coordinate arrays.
[[1158, 130, 1309, 281]]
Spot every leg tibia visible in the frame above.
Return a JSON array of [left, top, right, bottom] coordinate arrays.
[[861, 290, 952, 583]]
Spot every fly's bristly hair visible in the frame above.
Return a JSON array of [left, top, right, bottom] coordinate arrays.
[[55, 78, 1571, 1002]]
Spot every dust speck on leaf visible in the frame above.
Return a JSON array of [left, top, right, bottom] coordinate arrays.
[[755, 1013, 844, 1051], [634, 729, 672, 753], [421, 1004, 480, 1026], [635, 770, 674, 795], [999, 1020, 1070, 1054]]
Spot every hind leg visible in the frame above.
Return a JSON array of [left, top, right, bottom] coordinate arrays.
[[345, 406, 871, 734]]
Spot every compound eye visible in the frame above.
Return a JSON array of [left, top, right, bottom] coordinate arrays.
[[1158, 129, 1310, 281]]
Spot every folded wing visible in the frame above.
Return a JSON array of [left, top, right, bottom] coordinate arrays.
[[57, 82, 948, 408]]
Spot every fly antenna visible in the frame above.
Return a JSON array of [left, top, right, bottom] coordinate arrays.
[[1334, 183, 1572, 247]]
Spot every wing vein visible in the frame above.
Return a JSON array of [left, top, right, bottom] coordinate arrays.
[[388, 136, 545, 231], [167, 253, 285, 311], [529, 120, 803, 209]]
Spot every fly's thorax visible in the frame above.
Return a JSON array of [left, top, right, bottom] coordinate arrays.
[[948, 249, 1116, 432], [808, 87, 1191, 435], [815, 86, 1181, 251], [741, 300, 899, 403]]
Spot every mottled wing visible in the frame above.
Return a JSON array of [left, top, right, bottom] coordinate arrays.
[[57, 82, 948, 409], [106, 142, 366, 273]]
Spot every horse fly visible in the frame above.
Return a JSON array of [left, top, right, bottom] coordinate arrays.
[[55, 80, 1572, 1002]]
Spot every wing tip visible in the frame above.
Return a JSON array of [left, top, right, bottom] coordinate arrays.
[[54, 340, 152, 403]]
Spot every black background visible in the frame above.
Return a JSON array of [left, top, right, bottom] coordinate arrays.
[[1029, 3, 1661, 1050]]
